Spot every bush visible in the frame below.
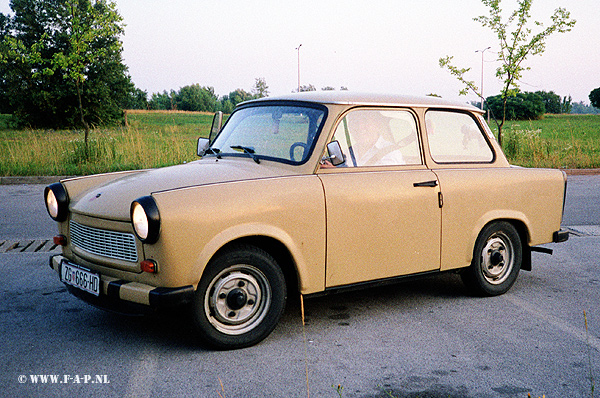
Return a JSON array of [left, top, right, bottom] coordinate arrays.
[[486, 92, 545, 120]]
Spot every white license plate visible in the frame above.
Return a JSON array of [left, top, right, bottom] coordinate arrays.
[[61, 261, 100, 296]]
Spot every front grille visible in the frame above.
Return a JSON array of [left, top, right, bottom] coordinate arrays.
[[69, 220, 138, 263]]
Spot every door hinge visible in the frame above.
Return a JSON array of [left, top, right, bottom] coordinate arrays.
[[438, 192, 444, 208]]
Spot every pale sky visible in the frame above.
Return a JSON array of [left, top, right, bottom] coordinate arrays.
[[2, 0, 599, 104]]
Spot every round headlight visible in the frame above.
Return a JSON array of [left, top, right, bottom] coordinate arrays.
[[130, 196, 160, 244], [44, 183, 69, 222], [131, 203, 149, 239]]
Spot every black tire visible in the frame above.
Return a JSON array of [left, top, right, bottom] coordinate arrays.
[[461, 221, 522, 296], [192, 245, 286, 350]]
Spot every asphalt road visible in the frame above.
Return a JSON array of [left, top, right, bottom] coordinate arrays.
[[1, 175, 599, 398]]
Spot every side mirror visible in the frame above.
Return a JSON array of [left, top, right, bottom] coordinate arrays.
[[209, 111, 223, 143], [197, 137, 210, 157], [325, 141, 346, 166]]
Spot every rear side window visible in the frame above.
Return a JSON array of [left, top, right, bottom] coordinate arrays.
[[425, 110, 494, 163]]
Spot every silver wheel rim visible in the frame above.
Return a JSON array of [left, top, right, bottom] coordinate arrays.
[[480, 231, 514, 285], [204, 264, 271, 335]]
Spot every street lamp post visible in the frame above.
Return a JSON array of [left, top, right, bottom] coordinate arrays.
[[296, 44, 302, 92], [475, 46, 491, 110]]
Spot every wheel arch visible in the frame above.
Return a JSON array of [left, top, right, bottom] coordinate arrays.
[[210, 236, 300, 299], [476, 218, 531, 271]]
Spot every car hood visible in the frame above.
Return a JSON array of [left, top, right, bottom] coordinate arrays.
[[69, 159, 298, 221]]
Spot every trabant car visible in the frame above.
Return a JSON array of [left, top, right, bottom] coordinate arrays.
[[45, 92, 569, 349]]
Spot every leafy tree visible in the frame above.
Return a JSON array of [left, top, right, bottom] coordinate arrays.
[[175, 84, 217, 112], [1, 0, 135, 154], [299, 84, 316, 92], [571, 101, 600, 115], [149, 90, 175, 110], [590, 87, 600, 109], [561, 95, 572, 114], [439, 0, 575, 145], [486, 92, 545, 120], [321, 86, 335, 91], [50, 0, 125, 153], [252, 77, 269, 98], [123, 87, 148, 110], [224, 89, 254, 106], [535, 90, 561, 113]]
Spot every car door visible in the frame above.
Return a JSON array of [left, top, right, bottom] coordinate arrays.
[[318, 108, 442, 288]]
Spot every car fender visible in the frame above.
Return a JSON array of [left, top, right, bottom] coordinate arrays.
[[192, 221, 321, 294]]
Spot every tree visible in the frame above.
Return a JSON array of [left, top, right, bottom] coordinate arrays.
[[590, 87, 600, 109], [1, 0, 134, 155], [535, 90, 561, 113], [123, 87, 148, 110], [571, 101, 600, 115], [51, 0, 125, 155], [175, 84, 218, 112], [149, 90, 175, 110], [252, 77, 269, 98], [299, 84, 316, 92], [440, 0, 575, 145], [486, 92, 545, 120]]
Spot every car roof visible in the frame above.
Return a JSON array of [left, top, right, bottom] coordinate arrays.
[[242, 91, 483, 113]]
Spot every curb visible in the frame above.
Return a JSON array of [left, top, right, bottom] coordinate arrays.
[[563, 168, 600, 176], [0, 176, 74, 185]]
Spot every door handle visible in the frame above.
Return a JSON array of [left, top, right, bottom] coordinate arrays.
[[413, 180, 438, 187]]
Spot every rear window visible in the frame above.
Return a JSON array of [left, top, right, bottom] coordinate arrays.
[[425, 110, 494, 163]]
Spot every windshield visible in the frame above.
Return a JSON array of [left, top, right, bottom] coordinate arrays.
[[209, 103, 327, 164]]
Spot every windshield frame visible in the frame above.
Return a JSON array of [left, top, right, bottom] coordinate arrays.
[[206, 101, 329, 166]]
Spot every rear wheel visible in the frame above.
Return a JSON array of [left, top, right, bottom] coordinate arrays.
[[461, 221, 522, 296], [192, 245, 286, 349]]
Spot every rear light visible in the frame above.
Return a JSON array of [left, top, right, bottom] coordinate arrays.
[[53, 235, 67, 246], [141, 259, 157, 273]]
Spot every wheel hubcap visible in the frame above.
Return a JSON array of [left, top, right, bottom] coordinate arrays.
[[480, 232, 514, 285], [226, 288, 248, 310], [204, 265, 271, 335]]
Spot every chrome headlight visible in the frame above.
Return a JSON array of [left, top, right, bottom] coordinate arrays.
[[131, 196, 160, 244], [44, 183, 69, 222]]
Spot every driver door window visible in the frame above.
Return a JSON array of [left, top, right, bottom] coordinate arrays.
[[331, 109, 421, 167]]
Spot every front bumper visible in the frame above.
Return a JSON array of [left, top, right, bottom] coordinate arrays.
[[50, 254, 195, 314]]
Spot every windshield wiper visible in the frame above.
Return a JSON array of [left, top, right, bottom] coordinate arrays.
[[230, 145, 260, 164], [204, 147, 221, 159]]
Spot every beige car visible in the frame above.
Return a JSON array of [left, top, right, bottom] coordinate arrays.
[[45, 92, 569, 349]]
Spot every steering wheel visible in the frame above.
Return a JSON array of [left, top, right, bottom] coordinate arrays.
[[289, 142, 308, 162]]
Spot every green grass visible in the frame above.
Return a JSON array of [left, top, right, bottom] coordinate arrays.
[[491, 114, 600, 169], [0, 112, 598, 176], [0, 111, 214, 176]]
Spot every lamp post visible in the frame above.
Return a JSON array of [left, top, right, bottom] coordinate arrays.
[[475, 46, 491, 110], [296, 44, 302, 92]]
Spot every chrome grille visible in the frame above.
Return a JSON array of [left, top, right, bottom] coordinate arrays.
[[69, 220, 138, 262]]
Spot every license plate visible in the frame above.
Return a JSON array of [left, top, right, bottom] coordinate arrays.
[[61, 261, 100, 296]]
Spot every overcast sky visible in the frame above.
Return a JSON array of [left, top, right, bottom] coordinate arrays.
[[2, 0, 599, 103]]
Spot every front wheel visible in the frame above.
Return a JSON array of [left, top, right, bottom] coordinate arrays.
[[192, 245, 286, 350], [461, 221, 523, 296]]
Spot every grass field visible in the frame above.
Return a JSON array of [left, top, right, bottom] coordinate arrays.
[[0, 111, 213, 176], [493, 114, 600, 169], [1, 111, 598, 176]]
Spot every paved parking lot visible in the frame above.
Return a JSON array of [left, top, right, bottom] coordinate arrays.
[[0, 176, 598, 397]]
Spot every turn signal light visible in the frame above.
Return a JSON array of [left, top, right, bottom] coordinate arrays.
[[53, 235, 67, 246], [140, 259, 157, 273]]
